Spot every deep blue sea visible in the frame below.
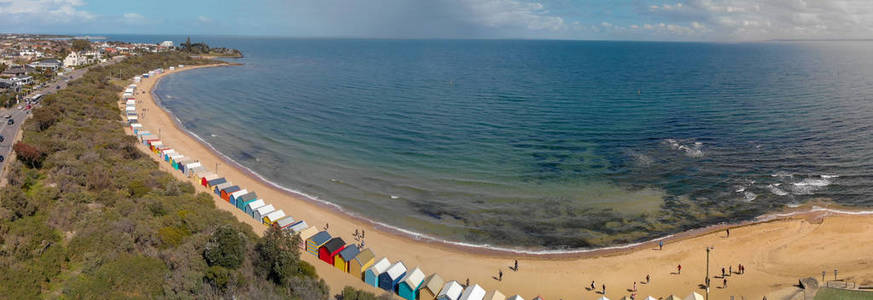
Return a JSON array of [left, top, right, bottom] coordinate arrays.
[[107, 35, 873, 249]]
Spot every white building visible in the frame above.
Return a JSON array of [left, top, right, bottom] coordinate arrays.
[[64, 52, 85, 67], [159, 41, 174, 47]]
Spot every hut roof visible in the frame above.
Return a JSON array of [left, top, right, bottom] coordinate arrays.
[[665, 296, 681, 300], [264, 210, 286, 222], [353, 248, 375, 266], [298, 227, 319, 241], [308, 231, 332, 245], [384, 261, 407, 280], [255, 205, 275, 215], [214, 182, 232, 190], [369, 257, 391, 274], [323, 237, 346, 253], [202, 173, 219, 180], [506, 296, 524, 300], [485, 290, 505, 300], [684, 292, 704, 300], [438, 281, 463, 300], [222, 186, 241, 194], [459, 284, 486, 300], [288, 220, 308, 233], [421, 273, 444, 293], [208, 178, 227, 186], [230, 189, 249, 199], [401, 267, 425, 289], [275, 216, 296, 228], [239, 192, 258, 202], [338, 244, 360, 261]]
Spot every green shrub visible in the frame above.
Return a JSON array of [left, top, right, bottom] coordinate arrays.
[[204, 225, 247, 269]]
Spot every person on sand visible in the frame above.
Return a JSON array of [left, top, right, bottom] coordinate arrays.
[[499, 270, 503, 281], [678, 264, 682, 274], [726, 228, 730, 238], [602, 284, 606, 295], [729, 265, 732, 276], [723, 278, 728, 288], [633, 281, 637, 292], [659, 240, 664, 250], [466, 278, 469, 287], [646, 274, 650, 283], [591, 281, 596, 291], [722, 267, 725, 277], [514, 260, 519, 271]]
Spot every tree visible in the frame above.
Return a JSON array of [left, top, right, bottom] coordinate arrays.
[[184, 36, 192, 52], [13, 142, 45, 168], [204, 225, 246, 269], [253, 226, 303, 285], [71, 39, 91, 52]]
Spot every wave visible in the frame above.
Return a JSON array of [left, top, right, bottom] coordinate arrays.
[[743, 191, 757, 202], [664, 139, 704, 158], [767, 183, 789, 196]]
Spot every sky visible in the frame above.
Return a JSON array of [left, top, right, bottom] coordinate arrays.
[[1, 0, 872, 41]]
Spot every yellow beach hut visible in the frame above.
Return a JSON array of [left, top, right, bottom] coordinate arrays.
[[334, 244, 360, 272], [349, 248, 375, 280], [297, 227, 319, 250], [485, 290, 505, 300]]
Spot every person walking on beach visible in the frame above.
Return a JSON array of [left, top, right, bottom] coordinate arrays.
[[602, 284, 606, 295], [591, 281, 596, 291], [726, 228, 730, 238], [677, 264, 682, 274], [646, 274, 650, 283], [723, 278, 728, 288], [466, 278, 470, 287], [633, 281, 637, 292], [729, 265, 733, 276], [722, 267, 725, 277], [659, 240, 664, 250], [514, 260, 519, 271], [499, 270, 503, 281]]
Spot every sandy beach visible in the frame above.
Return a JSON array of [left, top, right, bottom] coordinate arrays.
[[124, 63, 873, 299]]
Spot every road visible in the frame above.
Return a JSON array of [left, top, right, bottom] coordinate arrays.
[[0, 56, 124, 166]]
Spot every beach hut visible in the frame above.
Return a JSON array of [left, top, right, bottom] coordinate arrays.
[[397, 267, 426, 300], [228, 189, 249, 206], [134, 76, 141, 83], [683, 292, 704, 300], [364, 258, 391, 287], [177, 158, 195, 173], [642, 297, 656, 300], [253, 205, 275, 221], [437, 281, 464, 300], [201, 173, 219, 186], [506, 296, 524, 300], [334, 244, 360, 273], [263, 210, 286, 225], [239, 198, 260, 212], [184, 162, 202, 176], [220, 186, 241, 201], [236, 192, 258, 209], [349, 248, 375, 280], [306, 231, 332, 256], [244, 199, 265, 216], [213, 182, 232, 195], [273, 216, 296, 230], [318, 237, 346, 265], [378, 261, 407, 291], [485, 290, 505, 300], [459, 284, 486, 300], [169, 66, 175, 71], [188, 166, 208, 178], [419, 273, 444, 300], [288, 220, 308, 233], [297, 227, 319, 250], [665, 296, 681, 300], [207, 177, 227, 189]]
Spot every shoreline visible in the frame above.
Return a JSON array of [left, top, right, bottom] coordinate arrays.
[[130, 63, 873, 298]]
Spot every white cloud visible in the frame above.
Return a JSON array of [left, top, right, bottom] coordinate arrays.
[[122, 12, 148, 25], [197, 16, 213, 23], [463, 0, 566, 31], [0, 0, 94, 23]]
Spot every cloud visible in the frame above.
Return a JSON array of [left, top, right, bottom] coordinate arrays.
[[197, 16, 212, 23], [0, 0, 95, 24], [122, 12, 148, 25], [463, 0, 566, 31]]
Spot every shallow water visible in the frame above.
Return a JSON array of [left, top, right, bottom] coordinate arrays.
[[144, 37, 873, 249]]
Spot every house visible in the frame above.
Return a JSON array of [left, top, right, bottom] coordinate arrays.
[[419, 273, 445, 300], [297, 227, 319, 250], [64, 52, 85, 67], [206, 177, 227, 188], [262, 210, 286, 225], [459, 284, 486, 300], [334, 244, 360, 273], [397, 267, 426, 300], [236, 192, 258, 209], [506, 295, 524, 300], [364, 258, 391, 287], [349, 248, 375, 280], [213, 182, 232, 195], [200, 173, 219, 187], [318, 237, 346, 265], [287, 220, 308, 233], [12, 76, 32, 86], [437, 281, 464, 300], [273, 216, 296, 230], [305, 231, 331, 256], [220, 186, 241, 201], [244, 199, 265, 216], [229, 189, 249, 206], [1, 65, 33, 77], [159, 41, 174, 47], [29, 59, 62, 71], [253, 205, 275, 221], [378, 261, 407, 291]]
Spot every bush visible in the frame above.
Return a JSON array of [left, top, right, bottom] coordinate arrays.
[[13, 141, 45, 168], [204, 225, 246, 269]]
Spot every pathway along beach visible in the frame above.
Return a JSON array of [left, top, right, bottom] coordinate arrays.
[[126, 63, 873, 299]]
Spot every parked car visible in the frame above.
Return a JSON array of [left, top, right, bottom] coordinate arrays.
[[7, 119, 13, 125], [0, 155, 4, 162], [0, 135, 4, 142]]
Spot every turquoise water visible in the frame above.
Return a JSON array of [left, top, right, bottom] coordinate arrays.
[[145, 38, 873, 249]]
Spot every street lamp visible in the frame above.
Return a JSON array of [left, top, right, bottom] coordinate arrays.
[[706, 246, 715, 300]]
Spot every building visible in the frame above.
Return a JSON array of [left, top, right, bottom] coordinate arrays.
[[297, 226, 319, 250], [29, 59, 62, 71], [485, 290, 505, 300], [349, 248, 375, 280], [305, 231, 331, 256], [365, 258, 391, 287], [378, 261, 407, 291], [334, 244, 360, 273], [159, 41, 174, 47], [12, 76, 32, 86], [459, 284, 486, 300], [437, 281, 464, 300], [1, 65, 33, 78], [420, 273, 445, 300], [63, 52, 85, 67], [318, 237, 346, 265], [398, 267, 426, 300]]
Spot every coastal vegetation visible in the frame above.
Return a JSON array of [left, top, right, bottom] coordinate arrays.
[[0, 52, 326, 298], [182, 37, 243, 58]]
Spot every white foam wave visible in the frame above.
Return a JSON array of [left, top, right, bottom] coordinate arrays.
[[767, 184, 789, 196], [743, 191, 757, 202], [821, 174, 839, 179], [664, 139, 704, 158], [789, 177, 832, 195], [771, 171, 794, 178]]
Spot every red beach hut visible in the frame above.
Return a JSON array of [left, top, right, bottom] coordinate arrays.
[[318, 237, 346, 265]]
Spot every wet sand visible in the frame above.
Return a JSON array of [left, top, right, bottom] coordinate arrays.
[[123, 63, 873, 299]]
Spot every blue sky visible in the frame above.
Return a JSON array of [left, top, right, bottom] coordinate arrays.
[[2, 0, 872, 41]]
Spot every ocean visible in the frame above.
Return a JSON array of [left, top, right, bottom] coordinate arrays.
[[113, 35, 873, 249]]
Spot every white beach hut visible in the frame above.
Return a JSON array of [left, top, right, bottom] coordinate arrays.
[[684, 292, 704, 300], [288, 220, 308, 233], [506, 296, 524, 300], [254, 205, 275, 221], [459, 284, 486, 300], [274, 216, 296, 229], [126, 99, 136, 105], [245, 199, 266, 216], [437, 281, 464, 300], [263, 210, 286, 225]]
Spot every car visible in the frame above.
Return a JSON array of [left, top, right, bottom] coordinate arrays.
[[56, 85, 61, 89], [7, 119, 13, 125], [0, 135, 4, 142], [0, 155, 4, 162]]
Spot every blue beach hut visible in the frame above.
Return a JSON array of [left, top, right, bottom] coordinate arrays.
[[213, 183, 232, 195], [397, 267, 426, 300], [365, 257, 391, 287], [244, 199, 265, 216], [207, 177, 227, 188], [305, 231, 332, 256], [379, 261, 407, 291], [236, 192, 258, 209]]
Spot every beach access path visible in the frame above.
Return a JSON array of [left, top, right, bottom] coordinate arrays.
[[126, 63, 873, 300]]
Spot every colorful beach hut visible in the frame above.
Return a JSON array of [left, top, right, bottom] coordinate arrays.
[[253, 205, 275, 221], [506, 296, 524, 300], [208, 178, 227, 189], [349, 248, 375, 280], [364, 258, 391, 287], [201, 173, 218, 187], [297, 227, 319, 250], [306, 231, 332, 256], [213, 182, 231, 195], [437, 281, 463, 300], [244, 199, 265, 216], [318, 237, 346, 265], [220, 186, 240, 201], [459, 284, 486, 300], [398, 267, 426, 300], [485, 290, 505, 300], [334, 244, 360, 272], [273, 216, 296, 230], [378, 261, 407, 291], [229, 189, 249, 206], [288, 220, 308, 233], [419, 273, 444, 300], [665, 295, 681, 300], [263, 210, 286, 225], [236, 192, 258, 209]]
